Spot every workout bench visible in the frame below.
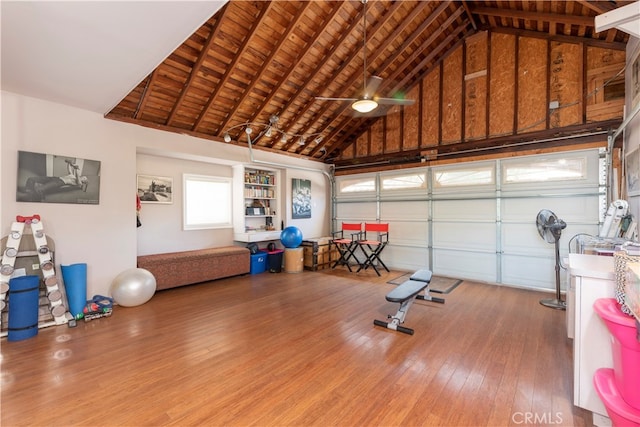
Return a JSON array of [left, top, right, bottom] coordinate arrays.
[[373, 269, 445, 335]]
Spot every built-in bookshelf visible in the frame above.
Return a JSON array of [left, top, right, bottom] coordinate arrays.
[[232, 165, 282, 242]]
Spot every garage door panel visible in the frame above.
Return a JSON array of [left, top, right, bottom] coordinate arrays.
[[384, 245, 429, 272], [433, 249, 497, 282], [433, 222, 496, 250], [502, 196, 597, 223], [387, 220, 429, 246], [433, 199, 495, 220], [381, 201, 429, 220], [501, 223, 569, 255], [335, 202, 376, 221], [502, 254, 564, 290]]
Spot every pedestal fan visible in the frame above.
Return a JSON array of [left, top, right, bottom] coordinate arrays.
[[536, 209, 567, 310]]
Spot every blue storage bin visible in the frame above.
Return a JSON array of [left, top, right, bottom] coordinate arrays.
[[250, 252, 267, 274]]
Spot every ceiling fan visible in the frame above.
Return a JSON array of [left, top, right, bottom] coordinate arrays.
[[315, 0, 414, 115]]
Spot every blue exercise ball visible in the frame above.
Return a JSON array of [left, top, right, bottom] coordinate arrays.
[[281, 226, 303, 248]]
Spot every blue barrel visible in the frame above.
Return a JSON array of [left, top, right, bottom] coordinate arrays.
[[61, 263, 87, 318], [8, 275, 40, 341]]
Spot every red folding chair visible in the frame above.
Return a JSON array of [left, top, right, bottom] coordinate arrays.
[[331, 222, 362, 272], [356, 223, 389, 276]]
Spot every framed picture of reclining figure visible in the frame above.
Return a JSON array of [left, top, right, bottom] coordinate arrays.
[[16, 150, 101, 204]]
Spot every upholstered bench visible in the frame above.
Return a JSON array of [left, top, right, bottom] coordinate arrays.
[[137, 246, 250, 291]]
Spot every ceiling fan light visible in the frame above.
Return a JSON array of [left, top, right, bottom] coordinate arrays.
[[352, 99, 378, 113]]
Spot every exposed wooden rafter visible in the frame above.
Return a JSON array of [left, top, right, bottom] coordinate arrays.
[[105, 0, 633, 172]]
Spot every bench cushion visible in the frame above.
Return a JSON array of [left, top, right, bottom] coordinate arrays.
[[410, 269, 433, 283], [386, 280, 428, 303]]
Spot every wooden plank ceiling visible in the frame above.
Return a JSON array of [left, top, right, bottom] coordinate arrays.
[[106, 0, 632, 165]]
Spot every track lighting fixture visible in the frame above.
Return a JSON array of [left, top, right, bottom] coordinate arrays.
[[221, 114, 324, 150]]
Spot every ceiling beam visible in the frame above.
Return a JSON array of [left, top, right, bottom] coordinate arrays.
[[595, 1, 640, 38], [240, 1, 345, 146], [192, 2, 273, 132], [481, 25, 627, 50], [470, 6, 596, 27], [166, 5, 227, 127], [216, 2, 312, 136]]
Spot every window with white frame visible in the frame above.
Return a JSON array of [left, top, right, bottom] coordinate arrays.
[[432, 165, 494, 187], [502, 156, 587, 183], [337, 176, 376, 193], [183, 174, 232, 230], [381, 172, 427, 190]]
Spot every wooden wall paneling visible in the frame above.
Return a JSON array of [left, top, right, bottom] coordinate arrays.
[[464, 31, 488, 141], [341, 136, 356, 159], [485, 30, 491, 139], [385, 107, 402, 153], [422, 67, 440, 147], [549, 41, 583, 128], [441, 47, 463, 144], [517, 37, 548, 134], [368, 120, 384, 156], [546, 40, 552, 130], [488, 33, 515, 137], [403, 84, 421, 150], [585, 46, 626, 122], [461, 42, 467, 142]]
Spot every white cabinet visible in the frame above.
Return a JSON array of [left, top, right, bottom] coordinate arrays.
[[232, 165, 282, 243], [569, 253, 615, 423]]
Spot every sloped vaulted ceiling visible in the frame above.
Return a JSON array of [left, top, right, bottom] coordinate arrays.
[[105, 0, 633, 169]]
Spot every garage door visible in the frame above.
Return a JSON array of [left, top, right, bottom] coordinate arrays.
[[334, 148, 603, 291]]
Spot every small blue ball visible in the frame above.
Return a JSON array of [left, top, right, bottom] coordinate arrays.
[[280, 226, 303, 248]]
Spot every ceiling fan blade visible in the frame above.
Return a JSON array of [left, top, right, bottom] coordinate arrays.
[[376, 97, 415, 106], [363, 76, 383, 97], [315, 96, 358, 102]]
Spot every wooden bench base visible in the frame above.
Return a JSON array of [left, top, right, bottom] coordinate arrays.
[[137, 247, 250, 291]]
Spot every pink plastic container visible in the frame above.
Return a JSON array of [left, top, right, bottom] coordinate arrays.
[[594, 298, 640, 410], [594, 368, 640, 427]]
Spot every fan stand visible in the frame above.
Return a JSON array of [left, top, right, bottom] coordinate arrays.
[[540, 234, 566, 310]]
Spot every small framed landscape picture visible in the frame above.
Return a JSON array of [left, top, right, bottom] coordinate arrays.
[[137, 174, 173, 204]]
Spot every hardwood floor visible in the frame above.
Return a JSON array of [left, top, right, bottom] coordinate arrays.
[[1, 268, 594, 426]]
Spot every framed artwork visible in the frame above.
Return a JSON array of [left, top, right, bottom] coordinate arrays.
[[626, 148, 640, 196], [137, 174, 173, 204], [292, 178, 311, 219], [16, 150, 101, 204]]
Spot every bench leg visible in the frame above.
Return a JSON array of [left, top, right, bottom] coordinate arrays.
[[373, 298, 416, 335], [416, 287, 445, 304]]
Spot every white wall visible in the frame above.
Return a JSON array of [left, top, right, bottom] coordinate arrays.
[[1, 91, 331, 298], [625, 37, 640, 224]]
